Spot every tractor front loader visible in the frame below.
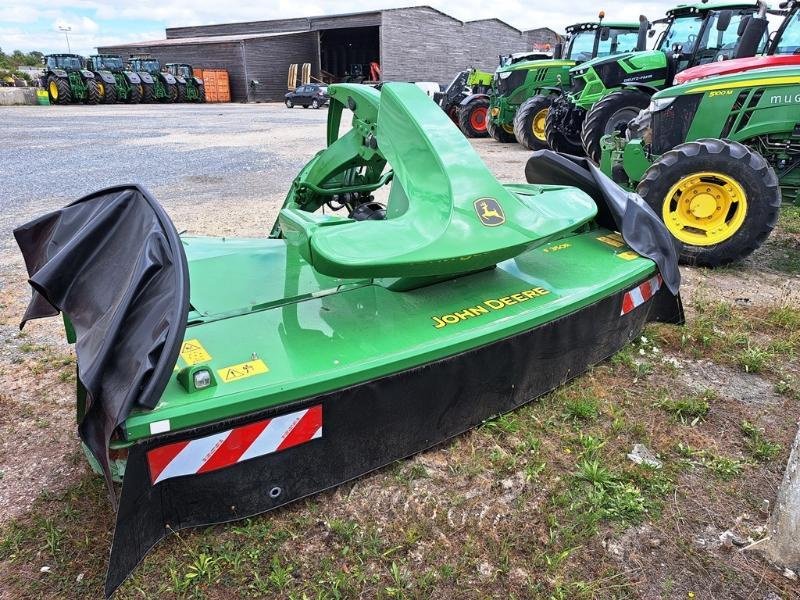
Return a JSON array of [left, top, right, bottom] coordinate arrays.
[[128, 56, 178, 103], [165, 64, 206, 102], [492, 16, 646, 149], [88, 55, 143, 104], [42, 54, 101, 105], [546, 1, 770, 161]]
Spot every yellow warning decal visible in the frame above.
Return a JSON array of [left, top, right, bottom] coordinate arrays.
[[218, 359, 269, 383], [431, 287, 550, 329], [597, 233, 624, 248], [617, 251, 639, 261], [180, 339, 212, 365]]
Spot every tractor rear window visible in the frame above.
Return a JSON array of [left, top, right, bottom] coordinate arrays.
[[50, 56, 82, 70], [100, 57, 123, 70], [775, 11, 800, 55]]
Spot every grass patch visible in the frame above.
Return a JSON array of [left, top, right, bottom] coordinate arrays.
[[657, 390, 713, 424], [778, 204, 800, 234], [740, 421, 781, 462], [563, 397, 599, 422]]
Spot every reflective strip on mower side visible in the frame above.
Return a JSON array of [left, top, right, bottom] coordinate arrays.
[[146, 405, 322, 484], [621, 275, 662, 316]]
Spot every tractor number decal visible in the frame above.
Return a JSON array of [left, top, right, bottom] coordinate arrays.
[[596, 233, 625, 248], [620, 275, 662, 316], [431, 286, 550, 329], [180, 339, 212, 365], [217, 359, 269, 383], [474, 198, 505, 227], [146, 405, 322, 484]]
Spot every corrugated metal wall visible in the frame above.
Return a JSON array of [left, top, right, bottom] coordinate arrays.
[[243, 33, 319, 102]]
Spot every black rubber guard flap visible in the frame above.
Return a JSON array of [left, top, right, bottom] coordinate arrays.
[[13, 185, 189, 507], [525, 150, 681, 295]]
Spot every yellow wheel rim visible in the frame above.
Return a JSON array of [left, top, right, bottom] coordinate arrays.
[[662, 171, 748, 246], [97, 82, 105, 97], [49, 81, 58, 100], [502, 123, 514, 134], [532, 108, 548, 141]]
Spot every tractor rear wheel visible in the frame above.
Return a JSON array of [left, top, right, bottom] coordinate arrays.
[[129, 84, 143, 104], [48, 76, 71, 105], [86, 79, 101, 105], [487, 118, 516, 143], [141, 82, 155, 103], [165, 83, 178, 103], [103, 82, 117, 104], [458, 97, 489, 138], [177, 83, 187, 102], [637, 139, 780, 267], [545, 97, 584, 155], [581, 89, 650, 164], [197, 84, 206, 102], [514, 94, 554, 150]]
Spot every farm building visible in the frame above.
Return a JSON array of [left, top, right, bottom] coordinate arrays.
[[97, 6, 560, 102]]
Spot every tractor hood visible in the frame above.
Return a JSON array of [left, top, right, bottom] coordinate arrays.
[[653, 64, 800, 99], [570, 49, 662, 75], [498, 59, 576, 73], [674, 54, 800, 84]]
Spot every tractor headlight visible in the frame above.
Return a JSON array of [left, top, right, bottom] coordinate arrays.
[[572, 68, 588, 78], [499, 71, 512, 80], [647, 96, 675, 113]]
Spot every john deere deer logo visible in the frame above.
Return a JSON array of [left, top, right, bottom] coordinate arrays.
[[474, 198, 505, 227]]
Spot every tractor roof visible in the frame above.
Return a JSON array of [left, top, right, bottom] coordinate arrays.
[[47, 53, 83, 58], [667, 1, 762, 17], [93, 53, 122, 58], [566, 21, 640, 32]]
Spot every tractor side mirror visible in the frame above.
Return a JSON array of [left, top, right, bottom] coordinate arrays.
[[553, 42, 564, 59], [600, 27, 611, 41], [717, 10, 733, 31], [671, 42, 684, 56]]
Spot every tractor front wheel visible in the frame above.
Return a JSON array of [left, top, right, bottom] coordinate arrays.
[[514, 94, 554, 150], [86, 79, 101, 105], [545, 96, 584, 155], [47, 76, 71, 105], [165, 83, 178, 103], [177, 83, 187, 102], [129, 84, 143, 104], [141, 82, 155, 103], [637, 139, 780, 267], [487, 118, 516, 143], [197, 84, 206, 102], [103, 83, 117, 104], [581, 89, 650, 163], [458, 97, 489, 138]]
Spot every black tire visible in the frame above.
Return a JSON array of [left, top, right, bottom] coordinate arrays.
[[103, 82, 117, 104], [637, 139, 780, 268], [177, 83, 187, 102], [48, 75, 72, 105], [581, 89, 651, 164], [545, 97, 584, 155], [86, 79, 101, 105], [285, 99, 293, 108], [129, 83, 143, 104], [141, 82, 155, 103], [487, 117, 517, 143], [165, 83, 178, 103], [302, 103, 309, 109], [458, 97, 489, 138], [198, 84, 206, 103], [514, 94, 555, 150], [312, 98, 320, 109]]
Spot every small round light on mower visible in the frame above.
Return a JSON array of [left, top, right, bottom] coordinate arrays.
[[193, 369, 212, 390]]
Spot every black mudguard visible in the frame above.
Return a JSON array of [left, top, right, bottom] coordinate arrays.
[[80, 69, 95, 79], [138, 72, 154, 85], [97, 71, 117, 85], [459, 92, 489, 107], [525, 149, 680, 294], [14, 185, 189, 508], [160, 73, 177, 85], [174, 75, 186, 85], [123, 71, 141, 85]]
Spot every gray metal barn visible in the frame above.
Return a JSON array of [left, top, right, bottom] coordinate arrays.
[[97, 7, 559, 102]]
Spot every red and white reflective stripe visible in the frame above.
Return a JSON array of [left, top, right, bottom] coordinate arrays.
[[620, 274, 662, 316], [146, 405, 322, 485]]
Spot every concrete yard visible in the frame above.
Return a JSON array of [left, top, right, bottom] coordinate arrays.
[[1, 102, 799, 599]]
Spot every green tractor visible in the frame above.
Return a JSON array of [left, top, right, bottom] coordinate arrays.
[[41, 54, 101, 105], [165, 63, 206, 103], [435, 68, 493, 136], [486, 17, 646, 148], [546, 1, 770, 161], [128, 55, 178, 103], [87, 55, 143, 104]]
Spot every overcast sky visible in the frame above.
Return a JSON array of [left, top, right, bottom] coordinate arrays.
[[1, 1, 679, 56]]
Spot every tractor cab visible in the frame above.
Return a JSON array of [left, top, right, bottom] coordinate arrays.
[[88, 55, 125, 73], [129, 56, 162, 75], [563, 20, 645, 63], [44, 54, 84, 72], [165, 63, 193, 79]]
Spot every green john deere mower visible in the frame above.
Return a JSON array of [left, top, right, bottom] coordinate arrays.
[[15, 83, 682, 597], [165, 63, 206, 102], [491, 17, 646, 149], [87, 55, 143, 104], [599, 65, 800, 267], [128, 55, 178, 103], [42, 54, 102, 105], [546, 1, 770, 161]]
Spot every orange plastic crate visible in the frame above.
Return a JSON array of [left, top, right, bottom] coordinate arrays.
[[192, 69, 230, 103]]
